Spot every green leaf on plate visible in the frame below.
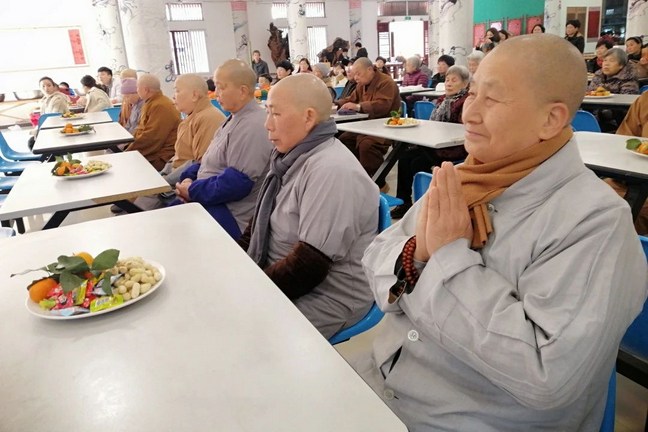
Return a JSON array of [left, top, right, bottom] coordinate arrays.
[[57, 255, 89, 273], [626, 138, 642, 150], [91, 249, 120, 271], [101, 272, 113, 295], [60, 272, 86, 293]]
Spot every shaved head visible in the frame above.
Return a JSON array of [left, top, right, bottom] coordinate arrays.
[[272, 74, 332, 122], [354, 57, 374, 70], [120, 68, 137, 79], [138, 74, 160, 91], [176, 73, 208, 94], [488, 34, 587, 119], [216, 59, 257, 91]]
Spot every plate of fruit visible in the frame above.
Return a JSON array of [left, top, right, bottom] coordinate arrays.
[[51, 153, 111, 179], [584, 87, 612, 98], [61, 112, 84, 119], [385, 111, 419, 128], [60, 123, 95, 136], [14, 249, 166, 320], [626, 138, 648, 158]]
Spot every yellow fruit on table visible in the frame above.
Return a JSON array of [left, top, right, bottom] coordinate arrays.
[[75, 252, 94, 266], [29, 277, 58, 303]]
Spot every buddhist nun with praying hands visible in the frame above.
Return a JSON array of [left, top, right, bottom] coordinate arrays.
[[356, 34, 648, 431], [238, 74, 379, 338]]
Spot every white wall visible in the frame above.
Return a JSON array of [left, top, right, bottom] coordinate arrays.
[[361, 0, 379, 60]]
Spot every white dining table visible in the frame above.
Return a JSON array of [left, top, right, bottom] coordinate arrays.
[[0, 151, 171, 229], [575, 131, 648, 221], [332, 112, 370, 123], [399, 85, 433, 96], [337, 118, 465, 185], [416, 90, 445, 99], [39, 111, 113, 130], [33, 122, 133, 156], [0, 204, 407, 432], [579, 93, 639, 109]]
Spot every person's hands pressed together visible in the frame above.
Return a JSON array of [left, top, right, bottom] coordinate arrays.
[[340, 102, 360, 112], [175, 178, 193, 202], [415, 162, 472, 261]]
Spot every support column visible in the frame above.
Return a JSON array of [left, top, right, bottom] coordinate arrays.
[[286, 0, 309, 63], [231, 1, 251, 64], [626, 0, 648, 39], [543, 0, 562, 36], [349, 0, 362, 47], [92, 0, 129, 72], [438, 0, 473, 66], [118, 0, 175, 95], [428, 0, 441, 66]]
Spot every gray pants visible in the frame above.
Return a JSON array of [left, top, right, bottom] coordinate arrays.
[[134, 160, 193, 210]]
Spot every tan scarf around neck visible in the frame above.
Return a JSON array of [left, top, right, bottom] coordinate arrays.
[[456, 127, 574, 249]]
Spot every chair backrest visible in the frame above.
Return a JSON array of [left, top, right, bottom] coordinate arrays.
[[0, 227, 16, 238], [413, 171, 433, 202], [103, 107, 121, 122], [640, 85, 648, 94], [599, 369, 616, 432], [334, 87, 344, 99], [414, 101, 435, 120], [571, 110, 601, 132], [619, 236, 648, 357], [37, 113, 61, 130], [210, 99, 231, 117], [400, 100, 407, 118], [378, 195, 392, 233]]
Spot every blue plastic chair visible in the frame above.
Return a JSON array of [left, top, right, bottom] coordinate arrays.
[[0, 132, 40, 161], [103, 107, 121, 122], [37, 113, 61, 130], [328, 195, 391, 345], [599, 369, 616, 432], [210, 99, 230, 117], [400, 100, 407, 118], [380, 192, 404, 208], [640, 85, 648, 94], [0, 158, 36, 174], [414, 101, 435, 120], [619, 236, 648, 358], [334, 87, 344, 99], [572, 110, 601, 132], [413, 171, 433, 202], [0, 176, 18, 191]]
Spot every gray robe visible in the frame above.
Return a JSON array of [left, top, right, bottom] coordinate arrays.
[[358, 139, 648, 431]]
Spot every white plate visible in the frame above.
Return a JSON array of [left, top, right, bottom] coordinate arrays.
[[25, 260, 166, 320], [583, 94, 612, 99], [54, 166, 111, 180], [629, 149, 648, 159], [385, 121, 420, 128], [61, 114, 85, 120], [59, 129, 94, 137]]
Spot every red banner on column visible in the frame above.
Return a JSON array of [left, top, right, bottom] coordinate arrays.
[[349, 0, 361, 9], [231, 1, 247, 12], [68, 29, 86, 65]]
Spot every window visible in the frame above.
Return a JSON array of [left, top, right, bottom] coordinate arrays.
[[169, 30, 209, 74], [307, 26, 327, 64], [271, 2, 326, 19], [378, 1, 427, 17], [165, 3, 203, 21]]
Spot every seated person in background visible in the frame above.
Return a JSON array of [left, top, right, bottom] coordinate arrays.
[[239, 74, 379, 338], [206, 78, 217, 99], [631, 43, 648, 79], [588, 47, 639, 94], [466, 50, 485, 75], [606, 91, 648, 234], [588, 39, 613, 74], [297, 58, 312, 74], [430, 54, 455, 89], [337, 57, 401, 190], [258, 74, 272, 90], [80, 75, 112, 113], [375, 56, 389, 74], [336, 59, 357, 102], [565, 19, 585, 53], [274, 60, 294, 84], [126, 74, 180, 170], [403, 56, 432, 115], [57, 81, 79, 103], [97, 66, 122, 103], [38, 77, 69, 114], [312, 63, 337, 101], [479, 41, 496, 55], [174, 60, 273, 240], [332, 62, 348, 86], [357, 34, 648, 432], [626, 36, 643, 62], [392, 65, 470, 219], [251, 49, 269, 77], [117, 69, 142, 134]]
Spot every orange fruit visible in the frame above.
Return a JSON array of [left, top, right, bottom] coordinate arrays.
[[75, 252, 94, 266], [29, 277, 58, 303]]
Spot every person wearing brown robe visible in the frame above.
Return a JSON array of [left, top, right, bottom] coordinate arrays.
[[337, 57, 401, 188]]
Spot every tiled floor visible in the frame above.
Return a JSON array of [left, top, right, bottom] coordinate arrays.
[[3, 142, 647, 431]]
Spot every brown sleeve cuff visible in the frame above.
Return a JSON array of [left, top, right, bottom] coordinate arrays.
[[264, 241, 332, 300], [237, 219, 253, 251]]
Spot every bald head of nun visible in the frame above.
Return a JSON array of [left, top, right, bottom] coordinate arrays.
[[213, 59, 257, 113], [136, 74, 161, 100], [462, 34, 586, 164], [265, 74, 333, 154], [174, 73, 209, 115]]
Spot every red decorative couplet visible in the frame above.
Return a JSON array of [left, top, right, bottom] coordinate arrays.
[[349, 0, 361, 9], [507, 19, 522, 36], [231, 1, 246, 12], [68, 29, 86, 65]]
